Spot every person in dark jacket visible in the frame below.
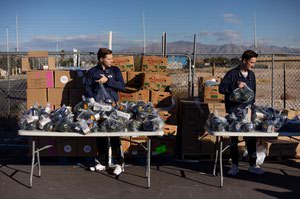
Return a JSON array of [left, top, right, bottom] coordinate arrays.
[[219, 50, 264, 176], [84, 48, 125, 176]]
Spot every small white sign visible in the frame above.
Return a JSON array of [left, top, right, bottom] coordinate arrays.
[[116, 110, 131, 120]]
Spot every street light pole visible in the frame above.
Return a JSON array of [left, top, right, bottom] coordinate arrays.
[[16, 14, 19, 52], [6, 26, 9, 52]]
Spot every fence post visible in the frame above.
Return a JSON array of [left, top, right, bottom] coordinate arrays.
[[187, 54, 192, 97], [271, 54, 274, 108], [7, 53, 11, 117], [191, 34, 196, 97], [212, 63, 215, 76], [283, 63, 286, 109]]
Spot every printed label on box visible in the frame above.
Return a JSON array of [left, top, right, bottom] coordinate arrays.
[[64, 145, 72, 153], [60, 76, 69, 84]]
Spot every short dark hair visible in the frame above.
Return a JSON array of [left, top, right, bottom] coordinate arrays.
[[97, 48, 112, 61], [242, 50, 258, 61]]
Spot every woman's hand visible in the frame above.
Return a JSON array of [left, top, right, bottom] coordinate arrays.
[[96, 75, 108, 84], [237, 81, 246, 89]]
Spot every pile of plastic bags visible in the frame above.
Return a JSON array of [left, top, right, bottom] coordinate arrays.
[[19, 97, 164, 134], [205, 104, 300, 133]]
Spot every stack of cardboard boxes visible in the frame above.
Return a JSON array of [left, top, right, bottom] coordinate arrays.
[[24, 51, 98, 157], [197, 76, 230, 157], [261, 109, 300, 159], [116, 55, 177, 157], [25, 53, 178, 158]]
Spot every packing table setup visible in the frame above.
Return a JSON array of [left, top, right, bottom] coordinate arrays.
[[208, 130, 300, 187], [18, 130, 163, 188]]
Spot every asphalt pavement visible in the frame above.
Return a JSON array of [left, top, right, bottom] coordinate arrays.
[[1, 146, 300, 199]]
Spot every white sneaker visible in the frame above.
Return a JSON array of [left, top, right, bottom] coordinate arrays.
[[89, 163, 107, 172], [248, 165, 264, 174], [228, 164, 239, 176], [113, 164, 124, 176]]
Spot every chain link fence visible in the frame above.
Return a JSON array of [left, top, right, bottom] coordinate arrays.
[[193, 53, 300, 110], [0, 52, 299, 133], [0, 52, 191, 119]]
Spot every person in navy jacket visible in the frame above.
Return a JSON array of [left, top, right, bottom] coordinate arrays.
[[84, 48, 125, 176], [219, 50, 264, 176]]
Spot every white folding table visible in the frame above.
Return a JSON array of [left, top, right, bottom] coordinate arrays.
[[18, 130, 164, 188], [208, 130, 300, 187]]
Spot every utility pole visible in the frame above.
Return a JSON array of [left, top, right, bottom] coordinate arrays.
[[254, 12, 257, 53], [6, 26, 9, 52], [108, 31, 112, 50], [16, 14, 19, 52], [143, 11, 146, 54]]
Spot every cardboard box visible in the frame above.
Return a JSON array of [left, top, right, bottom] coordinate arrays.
[[121, 138, 131, 154], [118, 92, 139, 103], [198, 76, 222, 86], [54, 70, 75, 88], [56, 138, 77, 156], [21, 57, 30, 72], [129, 142, 147, 156], [22, 51, 55, 72], [163, 125, 177, 136], [143, 73, 172, 91], [137, 89, 150, 102], [38, 137, 57, 156], [122, 71, 127, 83], [76, 138, 97, 157], [69, 88, 85, 107], [112, 56, 135, 72], [27, 70, 54, 89], [278, 136, 300, 156], [118, 90, 150, 103], [262, 139, 298, 157], [27, 88, 47, 109], [199, 133, 216, 154], [202, 86, 224, 102], [151, 91, 172, 107], [127, 72, 144, 89], [282, 109, 300, 119], [142, 56, 168, 72], [208, 102, 226, 117], [158, 108, 177, 124], [28, 51, 48, 57], [47, 88, 68, 106]]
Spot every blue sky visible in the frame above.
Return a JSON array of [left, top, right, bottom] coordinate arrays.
[[0, 0, 299, 51]]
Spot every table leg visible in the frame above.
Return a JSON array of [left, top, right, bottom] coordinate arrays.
[[119, 141, 125, 170], [37, 149, 41, 177], [219, 137, 223, 187], [213, 136, 219, 176], [30, 140, 35, 187], [147, 137, 151, 188], [107, 138, 113, 167]]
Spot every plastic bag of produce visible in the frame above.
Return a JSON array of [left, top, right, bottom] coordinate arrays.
[[230, 85, 254, 103]]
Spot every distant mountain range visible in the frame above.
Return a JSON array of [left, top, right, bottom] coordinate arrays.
[[117, 41, 300, 54]]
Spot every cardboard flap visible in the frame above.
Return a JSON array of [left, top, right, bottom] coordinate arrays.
[[48, 57, 56, 70], [28, 51, 48, 57], [21, 57, 30, 72]]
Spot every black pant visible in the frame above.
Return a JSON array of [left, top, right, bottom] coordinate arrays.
[[96, 137, 124, 165], [230, 137, 257, 166]]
